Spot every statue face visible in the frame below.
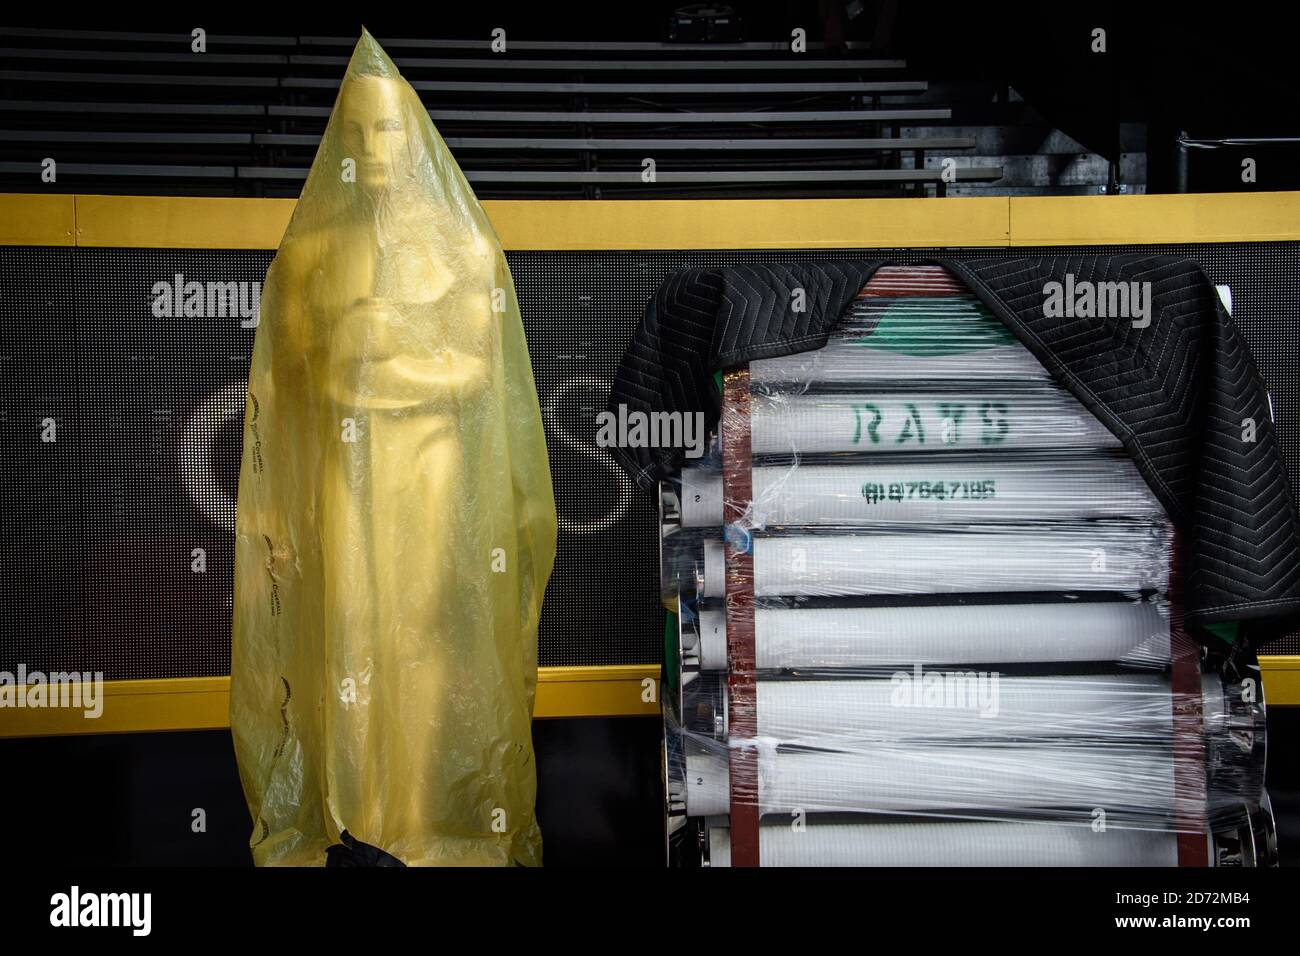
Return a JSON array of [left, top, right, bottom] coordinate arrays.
[[340, 75, 409, 193]]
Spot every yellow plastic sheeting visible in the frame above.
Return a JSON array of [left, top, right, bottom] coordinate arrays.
[[230, 31, 556, 866]]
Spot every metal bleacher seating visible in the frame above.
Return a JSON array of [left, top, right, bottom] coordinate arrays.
[[0, 26, 1002, 198]]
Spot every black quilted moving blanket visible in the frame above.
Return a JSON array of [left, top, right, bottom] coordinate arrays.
[[607, 255, 1300, 631]]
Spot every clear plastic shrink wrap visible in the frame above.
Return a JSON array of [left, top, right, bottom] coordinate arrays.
[[660, 266, 1273, 867], [230, 32, 556, 867]]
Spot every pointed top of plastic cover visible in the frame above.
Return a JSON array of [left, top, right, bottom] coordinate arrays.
[[347, 26, 399, 78], [286, 29, 495, 245]]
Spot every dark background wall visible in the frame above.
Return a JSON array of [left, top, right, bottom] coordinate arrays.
[[6, 242, 1298, 685]]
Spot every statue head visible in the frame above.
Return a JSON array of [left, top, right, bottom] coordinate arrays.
[[339, 73, 411, 194]]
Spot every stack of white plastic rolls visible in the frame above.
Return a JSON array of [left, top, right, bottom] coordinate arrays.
[[662, 266, 1266, 867]]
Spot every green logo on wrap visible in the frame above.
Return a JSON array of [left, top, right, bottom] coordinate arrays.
[[851, 400, 1009, 446], [850, 298, 1016, 356]]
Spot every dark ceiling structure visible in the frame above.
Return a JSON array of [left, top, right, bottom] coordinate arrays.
[[2, 2, 1297, 197]]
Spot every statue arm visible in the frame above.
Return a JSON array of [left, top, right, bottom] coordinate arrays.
[[342, 289, 496, 405]]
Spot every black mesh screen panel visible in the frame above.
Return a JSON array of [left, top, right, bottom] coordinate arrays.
[[2, 241, 1297, 681], [1, 247, 82, 673], [74, 249, 269, 679]]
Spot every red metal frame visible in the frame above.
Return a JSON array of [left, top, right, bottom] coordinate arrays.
[[721, 366, 760, 867], [1169, 528, 1210, 866]]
